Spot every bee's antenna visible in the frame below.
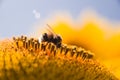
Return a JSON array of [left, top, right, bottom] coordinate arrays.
[[46, 24, 57, 37]]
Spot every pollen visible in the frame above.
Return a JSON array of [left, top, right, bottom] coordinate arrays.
[[12, 35, 95, 60], [0, 36, 118, 80]]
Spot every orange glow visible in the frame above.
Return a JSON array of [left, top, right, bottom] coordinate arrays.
[[35, 10, 120, 78]]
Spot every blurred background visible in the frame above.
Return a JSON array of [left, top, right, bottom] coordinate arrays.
[[0, 0, 120, 38], [0, 0, 120, 78]]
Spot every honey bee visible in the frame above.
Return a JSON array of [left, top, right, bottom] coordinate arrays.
[[40, 24, 62, 48]]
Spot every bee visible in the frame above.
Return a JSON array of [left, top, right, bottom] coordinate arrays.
[[40, 24, 62, 48]]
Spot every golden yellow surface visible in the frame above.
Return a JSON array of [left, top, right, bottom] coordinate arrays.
[[0, 39, 118, 80], [50, 18, 120, 78]]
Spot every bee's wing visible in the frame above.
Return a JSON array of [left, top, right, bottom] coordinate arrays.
[[46, 24, 57, 37]]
